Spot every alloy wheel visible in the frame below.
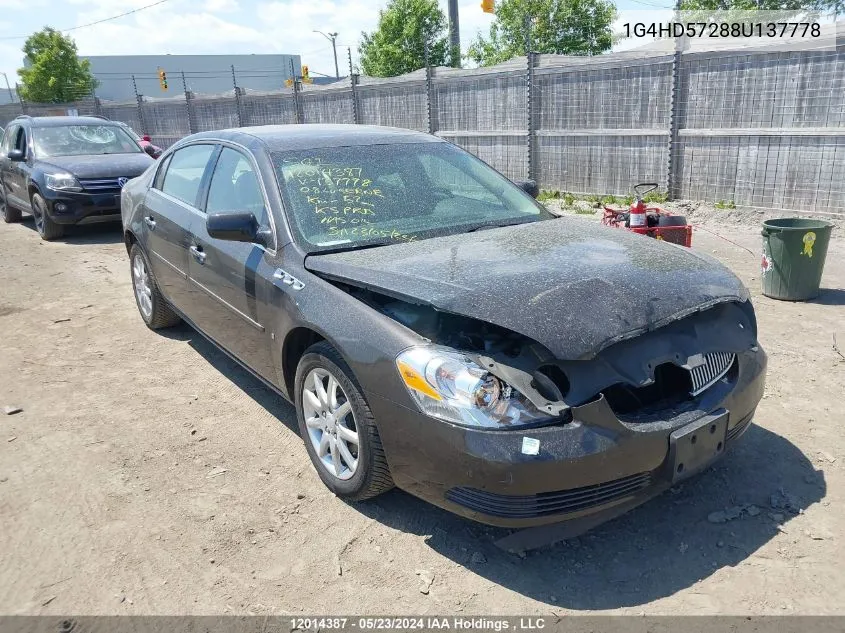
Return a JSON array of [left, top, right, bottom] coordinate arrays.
[[302, 368, 359, 480], [132, 254, 153, 320], [32, 201, 44, 234]]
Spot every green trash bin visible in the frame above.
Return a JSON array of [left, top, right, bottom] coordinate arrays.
[[761, 218, 833, 301]]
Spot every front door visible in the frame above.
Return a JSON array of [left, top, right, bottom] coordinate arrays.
[[185, 146, 277, 382], [142, 144, 216, 311], [3, 126, 30, 210]]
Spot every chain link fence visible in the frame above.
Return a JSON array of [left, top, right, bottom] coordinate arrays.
[[1, 35, 844, 215]]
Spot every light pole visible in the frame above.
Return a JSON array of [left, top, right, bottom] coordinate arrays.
[[313, 30, 340, 79]]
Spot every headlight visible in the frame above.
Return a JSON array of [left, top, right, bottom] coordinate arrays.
[[396, 346, 552, 428], [45, 173, 82, 192]]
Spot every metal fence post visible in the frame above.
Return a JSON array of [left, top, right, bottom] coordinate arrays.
[[182, 71, 196, 134], [231, 65, 244, 127], [525, 16, 538, 183], [424, 41, 437, 135], [526, 55, 538, 183], [131, 75, 147, 134], [667, 0, 686, 200], [91, 88, 102, 117], [667, 47, 683, 200], [348, 49, 361, 125], [290, 59, 303, 124]]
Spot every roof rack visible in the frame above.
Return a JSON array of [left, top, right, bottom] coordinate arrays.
[[87, 115, 110, 120]]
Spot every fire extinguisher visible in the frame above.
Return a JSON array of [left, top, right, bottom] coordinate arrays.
[[628, 182, 658, 228], [629, 197, 646, 228]]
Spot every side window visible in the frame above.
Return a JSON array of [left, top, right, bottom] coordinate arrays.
[[2, 125, 17, 153], [153, 154, 172, 190], [160, 144, 215, 207], [206, 147, 269, 229], [14, 127, 27, 154], [418, 153, 500, 205]]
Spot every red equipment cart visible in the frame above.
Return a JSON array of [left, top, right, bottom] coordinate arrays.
[[602, 183, 693, 247]]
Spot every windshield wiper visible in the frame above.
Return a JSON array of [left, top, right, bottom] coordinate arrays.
[[466, 221, 526, 233]]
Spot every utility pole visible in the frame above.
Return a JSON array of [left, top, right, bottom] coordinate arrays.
[[448, 0, 460, 67], [1, 72, 15, 103], [314, 30, 340, 79]]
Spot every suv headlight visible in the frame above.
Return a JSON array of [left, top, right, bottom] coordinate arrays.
[[45, 173, 82, 192], [396, 346, 552, 429]]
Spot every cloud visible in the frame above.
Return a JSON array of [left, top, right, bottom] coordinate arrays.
[[204, 0, 239, 12]]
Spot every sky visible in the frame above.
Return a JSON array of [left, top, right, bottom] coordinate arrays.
[[0, 0, 674, 90]]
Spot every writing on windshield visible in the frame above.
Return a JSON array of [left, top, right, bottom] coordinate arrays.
[[280, 157, 418, 243], [272, 142, 545, 252]]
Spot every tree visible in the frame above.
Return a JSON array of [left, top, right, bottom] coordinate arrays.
[[359, 0, 450, 77], [18, 28, 97, 103], [467, 0, 617, 67], [680, 0, 841, 11]]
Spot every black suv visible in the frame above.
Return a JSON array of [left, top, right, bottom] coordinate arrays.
[[0, 115, 154, 240]]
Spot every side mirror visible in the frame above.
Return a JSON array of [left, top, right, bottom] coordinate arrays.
[[8, 149, 25, 162], [514, 179, 539, 199], [207, 211, 269, 246]]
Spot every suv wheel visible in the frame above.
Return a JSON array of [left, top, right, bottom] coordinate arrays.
[[31, 193, 63, 240], [1, 190, 21, 223], [295, 341, 394, 501], [129, 244, 181, 329]]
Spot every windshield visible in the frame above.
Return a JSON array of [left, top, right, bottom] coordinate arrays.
[[271, 142, 550, 252], [33, 125, 143, 158]]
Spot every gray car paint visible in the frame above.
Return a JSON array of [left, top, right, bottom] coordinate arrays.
[[304, 217, 750, 361], [123, 125, 755, 401], [121, 125, 766, 536]]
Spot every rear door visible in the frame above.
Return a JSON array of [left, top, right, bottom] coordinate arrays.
[[141, 143, 216, 311], [184, 145, 277, 382]]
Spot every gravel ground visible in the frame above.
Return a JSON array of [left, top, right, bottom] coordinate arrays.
[[1, 206, 843, 615]]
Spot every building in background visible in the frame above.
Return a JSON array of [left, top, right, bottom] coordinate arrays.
[[80, 54, 303, 101]]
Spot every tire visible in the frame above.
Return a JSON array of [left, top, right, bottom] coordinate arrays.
[[1, 190, 21, 223], [129, 243, 181, 330], [31, 193, 63, 240], [295, 341, 394, 501], [658, 214, 688, 227]]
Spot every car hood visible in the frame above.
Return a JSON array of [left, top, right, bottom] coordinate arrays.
[[38, 153, 154, 179], [305, 218, 750, 360]]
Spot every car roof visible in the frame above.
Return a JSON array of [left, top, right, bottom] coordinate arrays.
[[185, 124, 444, 152], [22, 116, 123, 128]]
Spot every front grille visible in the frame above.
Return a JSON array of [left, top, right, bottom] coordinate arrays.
[[78, 178, 123, 193], [446, 472, 653, 519], [689, 352, 736, 396]]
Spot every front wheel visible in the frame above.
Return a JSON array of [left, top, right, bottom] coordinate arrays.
[[31, 193, 63, 240], [295, 342, 394, 500]]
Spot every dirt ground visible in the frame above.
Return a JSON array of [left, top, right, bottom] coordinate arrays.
[[1, 205, 843, 616]]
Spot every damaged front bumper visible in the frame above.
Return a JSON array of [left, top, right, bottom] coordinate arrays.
[[366, 345, 766, 531]]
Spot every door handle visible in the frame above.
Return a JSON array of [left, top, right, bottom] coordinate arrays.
[[144, 216, 156, 230], [189, 245, 206, 264]]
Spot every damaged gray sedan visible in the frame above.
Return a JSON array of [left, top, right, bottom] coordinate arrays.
[[121, 124, 766, 536]]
